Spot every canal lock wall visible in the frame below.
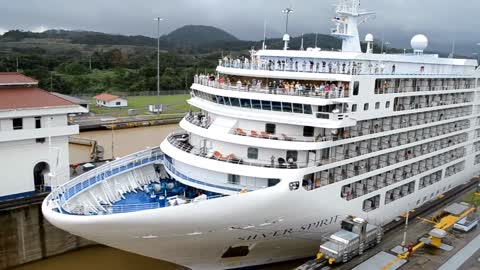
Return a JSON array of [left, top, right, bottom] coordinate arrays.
[[0, 202, 94, 269]]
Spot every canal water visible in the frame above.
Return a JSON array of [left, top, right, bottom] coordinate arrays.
[[17, 125, 300, 270]]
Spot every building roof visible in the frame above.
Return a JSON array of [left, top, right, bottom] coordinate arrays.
[[95, 93, 122, 102], [0, 72, 38, 85], [0, 88, 76, 110], [51, 92, 89, 105]]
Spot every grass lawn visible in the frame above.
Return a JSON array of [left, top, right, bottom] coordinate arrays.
[[89, 94, 192, 117], [463, 191, 480, 207]]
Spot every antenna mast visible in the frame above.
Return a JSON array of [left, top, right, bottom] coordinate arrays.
[[262, 18, 267, 50], [282, 7, 294, 50], [331, 0, 375, 52]]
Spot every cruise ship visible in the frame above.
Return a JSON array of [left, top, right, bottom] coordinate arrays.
[[42, 1, 480, 269]]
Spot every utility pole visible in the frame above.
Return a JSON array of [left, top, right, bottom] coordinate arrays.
[[154, 17, 164, 114], [16, 56, 19, 72], [89, 55, 92, 71], [50, 72, 53, 91]]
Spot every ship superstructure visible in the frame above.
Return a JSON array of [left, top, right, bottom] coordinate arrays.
[[43, 1, 480, 269]]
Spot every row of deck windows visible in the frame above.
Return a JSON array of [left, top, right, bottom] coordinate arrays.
[[192, 90, 313, 115]]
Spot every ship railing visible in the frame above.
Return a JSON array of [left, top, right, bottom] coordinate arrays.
[[184, 112, 213, 129], [61, 194, 227, 216], [193, 78, 349, 99], [217, 59, 469, 77], [230, 128, 316, 142], [45, 147, 164, 210], [167, 132, 316, 169], [375, 84, 476, 94]]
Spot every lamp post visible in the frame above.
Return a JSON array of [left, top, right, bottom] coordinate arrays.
[[154, 17, 164, 114], [282, 8, 293, 34]]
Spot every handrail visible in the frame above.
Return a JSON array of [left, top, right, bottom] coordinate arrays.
[[45, 147, 163, 209], [62, 194, 227, 215], [218, 59, 470, 77], [193, 78, 349, 99]]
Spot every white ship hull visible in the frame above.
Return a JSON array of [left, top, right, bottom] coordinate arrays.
[[42, 1, 480, 269], [42, 162, 472, 270]]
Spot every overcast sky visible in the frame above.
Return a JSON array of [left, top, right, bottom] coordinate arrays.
[[1, 0, 479, 54]]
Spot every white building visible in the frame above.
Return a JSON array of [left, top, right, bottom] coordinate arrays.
[[95, 93, 128, 108], [0, 73, 87, 201]]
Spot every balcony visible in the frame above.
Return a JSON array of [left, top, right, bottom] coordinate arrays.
[[194, 76, 349, 99], [167, 132, 309, 169], [185, 112, 213, 129]]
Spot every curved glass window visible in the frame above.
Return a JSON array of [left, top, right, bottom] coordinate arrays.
[[261, 100, 272, 111], [252, 100, 261, 109], [282, 103, 292, 112], [272, 102, 282, 111], [241, 99, 251, 108], [230, 98, 240, 107], [293, 103, 303, 113]]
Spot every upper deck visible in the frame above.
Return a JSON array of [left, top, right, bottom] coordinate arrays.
[[219, 50, 478, 80]]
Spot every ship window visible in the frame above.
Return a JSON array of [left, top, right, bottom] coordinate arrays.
[[272, 102, 282, 111], [217, 96, 225, 105], [386, 101, 391, 108], [228, 174, 240, 185], [230, 98, 240, 107], [223, 97, 231, 106], [364, 103, 369, 111], [265, 123, 276, 134], [352, 104, 357, 112], [261, 101, 272, 110], [303, 126, 315, 137], [286, 151, 298, 162], [241, 99, 251, 108], [222, 246, 250, 258], [303, 105, 313, 114], [247, 148, 258, 159], [13, 118, 23, 130], [293, 103, 303, 113], [268, 179, 281, 187], [375, 102, 380, 109], [251, 100, 261, 109], [36, 138, 46, 144], [353, 81, 360, 96], [35, 117, 42, 129], [282, 103, 292, 112]]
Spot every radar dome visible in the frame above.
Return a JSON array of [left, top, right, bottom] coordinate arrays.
[[365, 33, 374, 42], [411, 34, 428, 53]]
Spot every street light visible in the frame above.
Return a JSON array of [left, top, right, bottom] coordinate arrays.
[[154, 17, 164, 114], [282, 8, 293, 34]]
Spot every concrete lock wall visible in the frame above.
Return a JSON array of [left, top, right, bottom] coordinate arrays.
[[0, 203, 94, 269]]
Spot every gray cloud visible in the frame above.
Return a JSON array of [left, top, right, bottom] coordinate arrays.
[[1, 0, 479, 54]]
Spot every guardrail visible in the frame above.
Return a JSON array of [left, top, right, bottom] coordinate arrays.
[[193, 79, 348, 99], [45, 147, 163, 211]]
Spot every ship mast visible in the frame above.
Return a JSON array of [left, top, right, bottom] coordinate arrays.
[[331, 0, 375, 53]]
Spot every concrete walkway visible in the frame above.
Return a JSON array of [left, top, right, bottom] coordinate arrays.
[[437, 233, 480, 270]]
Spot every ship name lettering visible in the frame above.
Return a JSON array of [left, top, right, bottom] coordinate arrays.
[[238, 215, 340, 241]]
